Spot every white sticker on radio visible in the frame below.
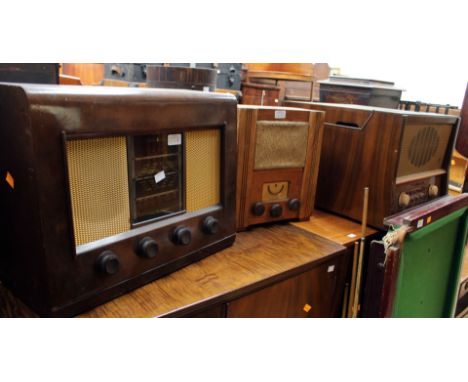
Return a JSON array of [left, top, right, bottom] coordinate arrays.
[[327, 265, 335, 273], [203, 86, 210, 92], [154, 170, 166, 184], [275, 110, 286, 119], [168, 134, 182, 146], [347, 233, 357, 238], [417, 219, 424, 228]]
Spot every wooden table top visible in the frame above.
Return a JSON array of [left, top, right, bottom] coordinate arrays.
[[291, 209, 379, 246], [79, 223, 345, 318]]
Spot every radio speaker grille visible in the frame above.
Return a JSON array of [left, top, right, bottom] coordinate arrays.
[[185, 129, 221, 212], [397, 124, 452, 177], [254, 121, 309, 170], [66, 137, 130, 246]]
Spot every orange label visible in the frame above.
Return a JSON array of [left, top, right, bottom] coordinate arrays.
[[5, 171, 14, 189], [427, 216, 432, 224], [303, 304, 312, 313]]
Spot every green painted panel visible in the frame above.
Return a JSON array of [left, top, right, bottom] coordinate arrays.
[[392, 208, 468, 318]]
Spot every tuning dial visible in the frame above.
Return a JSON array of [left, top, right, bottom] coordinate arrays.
[[251, 202, 265, 216], [428, 184, 439, 198], [288, 198, 300, 211], [96, 250, 120, 275], [202, 216, 220, 235], [398, 192, 411, 208], [173, 226, 192, 245], [137, 237, 158, 258], [270, 203, 283, 218]]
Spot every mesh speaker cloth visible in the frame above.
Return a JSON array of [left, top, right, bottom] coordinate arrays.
[[185, 129, 221, 212], [397, 124, 452, 177], [66, 137, 131, 246], [254, 121, 309, 170]]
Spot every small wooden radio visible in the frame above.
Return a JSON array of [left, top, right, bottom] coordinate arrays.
[[0, 83, 237, 316], [236, 105, 324, 230], [285, 101, 460, 229]]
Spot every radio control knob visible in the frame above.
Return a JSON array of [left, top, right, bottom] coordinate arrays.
[[428, 184, 439, 198], [398, 192, 411, 208], [137, 237, 159, 258], [288, 198, 300, 211], [173, 226, 192, 245], [202, 216, 220, 235], [270, 203, 283, 218], [96, 250, 120, 275], [251, 202, 265, 216]]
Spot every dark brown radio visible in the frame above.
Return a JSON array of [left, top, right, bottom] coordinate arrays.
[[284, 101, 460, 229], [236, 105, 324, 230], [0, 83, 237, 317]]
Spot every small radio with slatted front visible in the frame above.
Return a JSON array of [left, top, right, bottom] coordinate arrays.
[[0, 83, 237, 316]]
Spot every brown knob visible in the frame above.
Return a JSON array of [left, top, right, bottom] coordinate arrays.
[[428, 184, 439, 198], [398, 192, 411, 208]]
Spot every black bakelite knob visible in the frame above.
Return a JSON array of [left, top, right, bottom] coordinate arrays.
[[202, 216, 220, 235], [96, 250, 120, 275], [173, 226, 192, 245], [270, 203, 283, 218], [288, 198, 300, 211], [137, 237, 159, 258], [251, 202, 265, 216]]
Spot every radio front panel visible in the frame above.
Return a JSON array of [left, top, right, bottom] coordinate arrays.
[[236, 106, 324, 230], [0, 83, 237, 317]]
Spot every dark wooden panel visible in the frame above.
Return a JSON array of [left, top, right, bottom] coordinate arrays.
[[226, 258, 343, 318]]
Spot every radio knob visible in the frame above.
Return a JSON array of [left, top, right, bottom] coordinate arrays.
[[398, 192, 411, 208], [173, 226, 192, 246], [288, 198, 300, 211], [137, 237, 159, 259], [96, 250, 120, 275], [428, 184, 439, 198], [270, 203, 283, 218], [202, 216, 220, 235], [251, 202, 265, 216]]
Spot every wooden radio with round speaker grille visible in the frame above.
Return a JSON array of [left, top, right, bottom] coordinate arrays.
[[236, 105, 324, 230], [284, 101, 460, 229], [0, 83, 237, 317]]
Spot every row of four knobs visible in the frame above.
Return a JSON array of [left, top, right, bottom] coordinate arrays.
[[96, 216, 220, 275]]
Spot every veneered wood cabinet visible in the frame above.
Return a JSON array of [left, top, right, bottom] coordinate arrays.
[[226, 259, 343, 318]]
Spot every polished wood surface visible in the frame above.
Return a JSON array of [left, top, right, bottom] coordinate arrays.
[[285, 102, 459, 229], [292, 209, 378, 246], [226, 257, 346, 317], [76, 224, 345, 317], [236, 106, 324, 230], [61, 63, 105, 85], [244, 63, 314, 77]]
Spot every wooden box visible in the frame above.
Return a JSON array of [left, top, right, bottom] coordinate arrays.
[[285, 101, 460, 229], [236, 105, 324, 230]]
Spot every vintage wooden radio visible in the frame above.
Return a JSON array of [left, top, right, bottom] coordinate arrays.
[[0, 83, 237, 317], [284, 101, 460, 229], [236, 105, 324, 230]]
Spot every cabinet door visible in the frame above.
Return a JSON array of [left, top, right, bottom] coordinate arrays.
[[226, 258, 343, 318]]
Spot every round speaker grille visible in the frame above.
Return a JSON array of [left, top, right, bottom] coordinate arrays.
[[408, 126, 440, 167]]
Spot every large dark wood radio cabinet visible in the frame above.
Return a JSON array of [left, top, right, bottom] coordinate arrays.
[[0, 83, 237, 317], [285, 102, 460, 229]]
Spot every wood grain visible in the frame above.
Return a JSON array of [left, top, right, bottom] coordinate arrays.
[[61, 63, 105, 85], [77, 224, 345, 318], [292, 209, 378, 246]]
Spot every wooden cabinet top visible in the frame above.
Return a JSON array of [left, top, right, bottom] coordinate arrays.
[[79, 224, 345, 318], [291, 209, 378, 246]]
